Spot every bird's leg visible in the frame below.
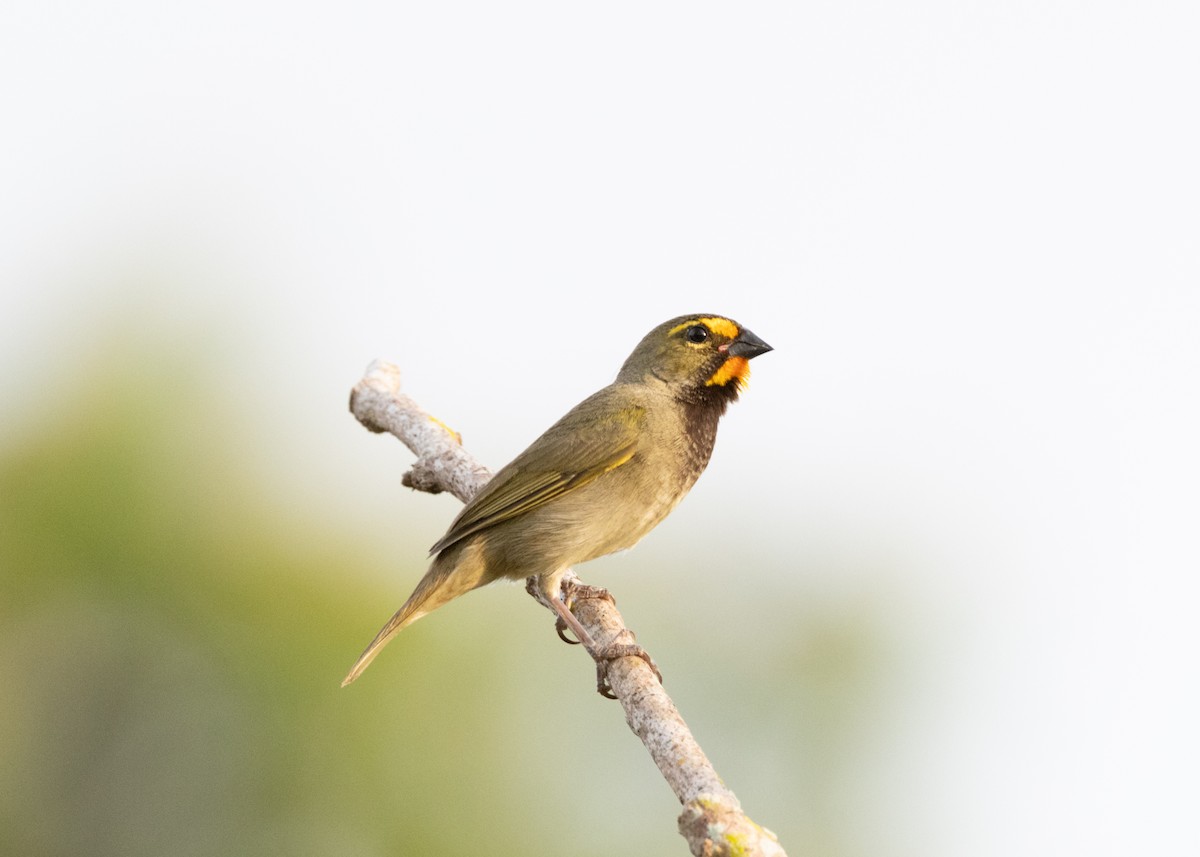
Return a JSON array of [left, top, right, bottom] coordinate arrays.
[[526, 575, 617, 645], [526, 574, 664, 699], [556, 578, 616, 644], [544, 590, 599, 649], [561, 586, 662, 696], [551, 579, 664, 699], [559, 579, 660, 689], [526, 576, 583, 645]]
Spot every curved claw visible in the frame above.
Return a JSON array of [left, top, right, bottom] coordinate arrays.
[[555, 615, 581, 645], [545, 578, 613, 647], [597, 662, 619, 699], [530, 576, 661, 697]]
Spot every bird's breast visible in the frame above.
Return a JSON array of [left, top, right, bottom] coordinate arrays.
[[477, 394, 724, 578]]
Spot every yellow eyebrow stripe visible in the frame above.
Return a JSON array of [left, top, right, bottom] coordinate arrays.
[[668, 317, 740, 339]]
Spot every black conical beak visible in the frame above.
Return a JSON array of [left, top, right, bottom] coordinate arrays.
[[728, 328, 773, 359]]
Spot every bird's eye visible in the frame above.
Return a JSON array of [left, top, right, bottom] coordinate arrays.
[[684, 325, 710, 344]]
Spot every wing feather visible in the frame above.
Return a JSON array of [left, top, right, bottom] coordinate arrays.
[[429, 393, 644, 555]]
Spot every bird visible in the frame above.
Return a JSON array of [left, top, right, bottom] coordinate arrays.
[[341, 314, 772, 690]]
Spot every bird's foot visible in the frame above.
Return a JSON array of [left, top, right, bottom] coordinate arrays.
[[562, 579, 617, 608], [528, 575, 663, 698], [592, 641, 663, 699], [553, 579, 616, 646]]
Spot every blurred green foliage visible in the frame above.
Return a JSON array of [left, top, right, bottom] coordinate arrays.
[[0, 345, 886, 857]]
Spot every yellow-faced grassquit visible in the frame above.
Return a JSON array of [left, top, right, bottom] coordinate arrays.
[[342, 314, 772, 688]]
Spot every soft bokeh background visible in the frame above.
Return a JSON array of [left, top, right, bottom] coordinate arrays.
[[2, 2, 1197, 855]]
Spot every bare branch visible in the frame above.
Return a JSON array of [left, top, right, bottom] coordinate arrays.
[[348, 359, 490, 503], [349, 359, 787, 857]]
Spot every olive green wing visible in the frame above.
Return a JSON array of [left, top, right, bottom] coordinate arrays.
[[429, 394, 645, 556]]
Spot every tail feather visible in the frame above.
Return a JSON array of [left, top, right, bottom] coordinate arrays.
[[340, 598, 428, 687], [341, 546, 485, 687]]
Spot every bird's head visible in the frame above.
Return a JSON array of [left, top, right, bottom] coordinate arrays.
[[617, 314, 773, 403]]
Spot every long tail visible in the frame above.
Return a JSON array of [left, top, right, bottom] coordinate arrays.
[[341, 546, 485, 687]]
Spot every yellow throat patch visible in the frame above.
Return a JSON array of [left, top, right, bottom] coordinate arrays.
[[706, 356, 750, 387]]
